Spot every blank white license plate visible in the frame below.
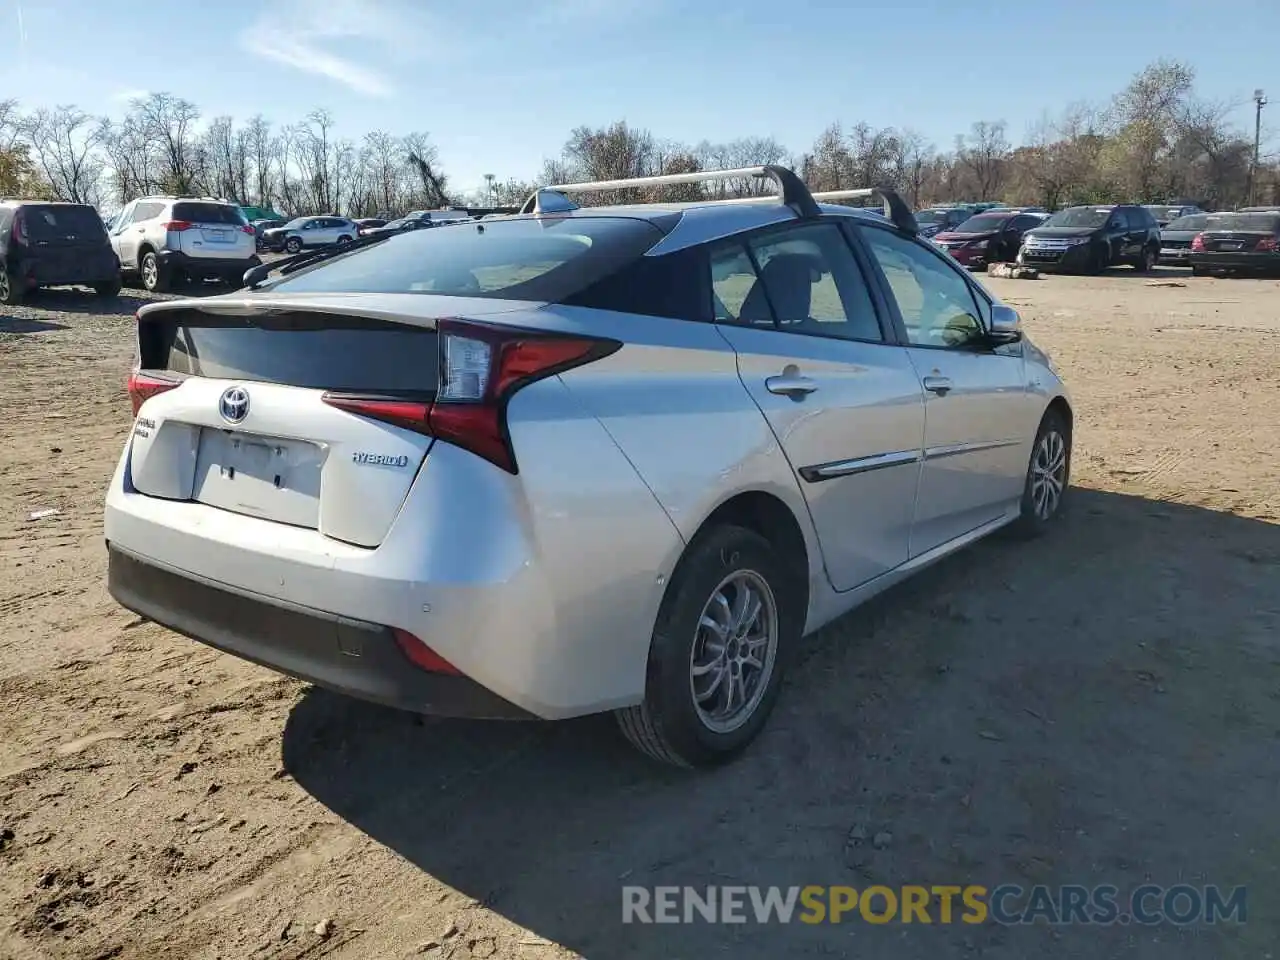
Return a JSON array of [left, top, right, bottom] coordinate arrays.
[[192, 429, 323, 528], [204, 229, 231, 242], [1221, 242, 1243, 250]]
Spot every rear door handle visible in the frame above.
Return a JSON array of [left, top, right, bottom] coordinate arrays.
[[923, 376, 953, 396], [766, 373, 818, 397]]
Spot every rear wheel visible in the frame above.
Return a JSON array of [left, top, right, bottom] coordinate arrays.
[[284, 236, 303, 254], [1008, 408, 1071, 538], [615, 524, 799, 768], [1134, 246, 1156, 272], [1190, 264, 1207, 277], [140, 252, 169, 293], [95, 278, 122, 298], [0, 267, 22, 305], [336, 235, 353, 245]]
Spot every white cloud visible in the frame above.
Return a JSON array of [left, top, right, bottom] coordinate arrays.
[[238, 0, 431, 97], [111, 88, 150, 103]]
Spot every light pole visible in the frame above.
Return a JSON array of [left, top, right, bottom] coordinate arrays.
[[1249, 89, 1267, 206], [484, 173, 496, 207]]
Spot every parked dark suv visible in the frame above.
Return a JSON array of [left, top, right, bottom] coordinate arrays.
[[0, 201, 122, 305], [1018, 204, 1161, 273]]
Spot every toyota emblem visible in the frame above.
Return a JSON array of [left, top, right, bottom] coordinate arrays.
[[219, 386, 250, 424]]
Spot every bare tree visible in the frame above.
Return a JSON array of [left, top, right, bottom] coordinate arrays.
[[956, 120, 1010, 198], [21, 106, 103, 204], [132, 93, 202, 194]]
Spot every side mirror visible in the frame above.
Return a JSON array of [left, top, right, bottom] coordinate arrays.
[[987, 304, 1023, 345]]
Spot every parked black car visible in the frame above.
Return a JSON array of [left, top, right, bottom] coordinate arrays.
[[1144, 203, 1204, 227], [931, 210, 1046, 270], [1158, 213, 1217, 266], [250, 218, 287, 251], [1188, 212, 1280, 276], [1018, 204, 1161, 273], [913, 206, 974, 238], [0, 201, 122, 305]]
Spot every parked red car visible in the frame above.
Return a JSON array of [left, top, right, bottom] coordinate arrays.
[[932, 211, 1046, 270]]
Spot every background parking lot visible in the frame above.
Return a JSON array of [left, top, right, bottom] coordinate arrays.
[[1, 269, 1278, 959]]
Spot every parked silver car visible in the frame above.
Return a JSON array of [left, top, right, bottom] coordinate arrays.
[[106, 167, 1072, 767], [261, 215, 359, 253]]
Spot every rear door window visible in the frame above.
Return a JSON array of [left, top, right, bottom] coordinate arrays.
[[132, 202, 165, 223], [172, 203, 247, 225], [711, 223, 885, 343]]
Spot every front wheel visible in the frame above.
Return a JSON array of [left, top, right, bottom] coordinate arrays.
[[615, 524, 800, 767], [1134, 246, 1157, 272], [1008, 409, 1071, 538], [336, 234, 352, 245], [1088, 245, 1109, 275], [284, 236, 303, 254]]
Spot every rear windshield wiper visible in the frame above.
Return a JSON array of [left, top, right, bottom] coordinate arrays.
[[242, 233, 392, 290]]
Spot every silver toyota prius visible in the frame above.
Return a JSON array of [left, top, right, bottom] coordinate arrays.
[[105, 166, 1072, 768]]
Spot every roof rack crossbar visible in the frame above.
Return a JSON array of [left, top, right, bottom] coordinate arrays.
[[519, 168, 917, 234], [521, 165, 821, 219]]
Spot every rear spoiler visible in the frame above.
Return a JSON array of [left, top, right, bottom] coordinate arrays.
[[519, 165, 917, 235]]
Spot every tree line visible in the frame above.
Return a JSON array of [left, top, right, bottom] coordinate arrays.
[[0, 60, 1273, 217]]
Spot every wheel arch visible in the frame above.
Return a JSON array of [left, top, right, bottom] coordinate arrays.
[[1045, 394, 1073, 437], [679, 489, 812, 620]]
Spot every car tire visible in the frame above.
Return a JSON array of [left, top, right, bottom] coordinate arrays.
[[1088, 245, 1108, 275], [615, 524, 800, 768], [284, 236, 303, 254], [1007, 407, 1071, 539], [0, 266, 22, 306], [1190, 265, 1206, 277], [140, 252, 169, 293], [1134, 246, 1157, 272], [336, 234, 352, 245], [94, 279, 122, 298]]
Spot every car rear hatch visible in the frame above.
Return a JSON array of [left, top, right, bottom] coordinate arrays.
[[127, 296, 527, 548], [1198, 230, 1273, 252], [16, 205, 114, 280], [1196, 214, 1280, 253], [169, 202, 255, 260]]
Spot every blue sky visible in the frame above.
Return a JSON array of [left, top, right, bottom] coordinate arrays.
[[5, 0, 1278, 196]]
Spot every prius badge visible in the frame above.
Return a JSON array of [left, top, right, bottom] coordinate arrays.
[[219, 386, 250, 424]]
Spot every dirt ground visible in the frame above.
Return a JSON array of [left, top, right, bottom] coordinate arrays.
[[1, 267, 1278, 960]]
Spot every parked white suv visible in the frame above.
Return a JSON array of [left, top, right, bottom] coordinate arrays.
[[261, 216, 359, 254], [105, 167, 1073, 768], [109, 197, 260, 292]]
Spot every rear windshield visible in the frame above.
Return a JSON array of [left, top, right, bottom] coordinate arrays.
[[1207, 213, 1280, 231], [23, 205, 106, 240], [140, 311, 438, 394], [267, 216, 665, 302], [172, 202, 248, 225], [1164, 215, 1211, 231]]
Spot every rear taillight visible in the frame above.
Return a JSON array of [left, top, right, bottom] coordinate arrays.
[[321, 319, 620, 474], [240, 224, 256, 235], [11, 210, 27, 245], [393, 628, 461, 675], [1191, 233, 1205, 251], [163, 220, 193, 232], [127, 371, 180, 415], [1258, 236, 1278, 251]]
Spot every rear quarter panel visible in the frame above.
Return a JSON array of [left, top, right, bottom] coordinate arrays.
[[540, 306, 825, 617]]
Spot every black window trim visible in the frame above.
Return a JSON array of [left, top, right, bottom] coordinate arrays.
[[705, 218, 896, 347], [849, 218, 1010, 354]]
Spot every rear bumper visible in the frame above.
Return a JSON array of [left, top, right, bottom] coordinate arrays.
[[1189, 252, 1280, 271], [1158, 246, 1191, 264], [158, 250, 260, 281], [108, 544, 532, 719], [18, 253, 119, 287]]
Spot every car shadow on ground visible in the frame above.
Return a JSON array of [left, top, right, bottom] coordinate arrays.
[[0, 314, 70, 333], [282, 489, 1279, 959], [20, 289, 151, 317]]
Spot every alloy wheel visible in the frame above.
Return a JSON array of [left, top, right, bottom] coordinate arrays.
[[142, 257, 158, 290], [0, 270, 9, 301], [1031, 430, 1068, 520], [689, 570, 779, 734]]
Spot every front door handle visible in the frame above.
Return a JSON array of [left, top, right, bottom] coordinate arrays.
[[923, 375, 953, 396], [766, 373, 818, 397]]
